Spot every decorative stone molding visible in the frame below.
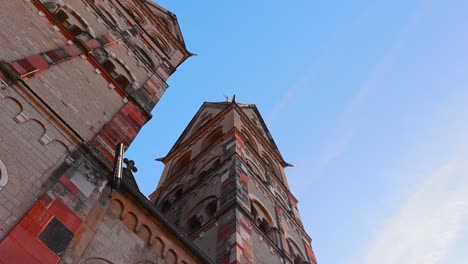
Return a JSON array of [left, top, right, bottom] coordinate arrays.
[[0, 160, 9, 190], [109, 197, 192, 264]]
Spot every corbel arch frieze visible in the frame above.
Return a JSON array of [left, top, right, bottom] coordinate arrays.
[[1, 93, 73, 151], [122, 211, 139, 231], [109, 196, 183, 262], [151, 236, 165, 257]]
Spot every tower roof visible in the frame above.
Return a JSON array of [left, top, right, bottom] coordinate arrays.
[[157, 100, 292, 167]]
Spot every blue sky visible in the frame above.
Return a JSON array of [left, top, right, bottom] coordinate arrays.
[[128, 1, 468, 263]]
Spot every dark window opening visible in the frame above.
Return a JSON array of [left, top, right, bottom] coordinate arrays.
[[175, 189, 183, 199], [160, 200, 170, 212], [202, 127, 223, 150], [258, 218, 270, 234], [188, 215, 201, 232], [115, 75, 131, 90], [102, 60, 116, 75], [205, 200, 217, 218], [54, 9, 90, 40], [199, 170, 208, 179], [171, 152, 191, 176]]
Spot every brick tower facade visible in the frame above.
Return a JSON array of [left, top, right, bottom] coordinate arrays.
[[0, 1, 213, 263], [151, 99, 318, 264]]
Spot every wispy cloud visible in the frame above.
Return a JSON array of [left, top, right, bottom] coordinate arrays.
[[353, 147, 468, 264], [267, 3, 380, 124], [309, 0, 432, 177]]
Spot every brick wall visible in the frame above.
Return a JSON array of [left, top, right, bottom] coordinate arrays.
[[0, 85, 73, 240]]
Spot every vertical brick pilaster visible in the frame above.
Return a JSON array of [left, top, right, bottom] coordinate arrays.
[[217, 155, 253, 263], [91, 101, 150, 165]]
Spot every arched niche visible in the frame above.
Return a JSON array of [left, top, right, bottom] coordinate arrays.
[[54, 6, 93, 40], [262, 152, 281, 180], [97, 5, 122, 29], [201, 126, 223, 151], [246, 159, 266, 183], [135, 46, 155, 70], [249, 197, 277, 242], [110, 199, 124, 217], [194, 156, 220, 181], [171, 151, 191, 176], [158, 184, 183, 213], [191, 113, 213, 134], [123, 4, 147, 25], [287, 238, 307, 264], [152, 237, 164, 257], [23, 119, 46, 140], [137, 224, 152, 244], [100, 57, 133, 90], [2, 96, 23, 118], [164, 250, 177, 264], [187, 196, 218, 233], [149, 31, 170, 54], [122, 212, 138, 231], [241, 129, 259, 152]]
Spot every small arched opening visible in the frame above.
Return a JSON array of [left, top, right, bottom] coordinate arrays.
[[54, 7, 91, 40], [187, 196, 218, 233], [101, 58, 133, 90], [250, 199, 276, 242], [201, 127, 223, 151], [171, 151, 191, 176]]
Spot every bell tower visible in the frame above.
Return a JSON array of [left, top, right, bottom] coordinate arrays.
[[150, 99, 317, 264]]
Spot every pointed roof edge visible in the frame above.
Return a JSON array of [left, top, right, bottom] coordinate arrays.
[[156, 100, 293, 168], [143, 0, 185, 44], [233, 103, 292, 168], [156, 101, 232, 162], [140, 0, 194, 65]]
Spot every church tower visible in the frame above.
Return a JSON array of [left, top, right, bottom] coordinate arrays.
[[150, 99, 317, 264]]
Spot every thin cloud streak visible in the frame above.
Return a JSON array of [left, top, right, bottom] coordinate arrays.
[[354, 148, 468, 264], [267, 3, 380, 124], [310, 0, 432, 177]]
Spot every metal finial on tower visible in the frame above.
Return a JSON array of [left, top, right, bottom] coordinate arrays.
[[232, 94, 236, 103]]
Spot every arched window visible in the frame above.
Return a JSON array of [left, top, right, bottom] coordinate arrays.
[[188, 216, 202, 232], [246, 160, 266, 182], [196, 157, 220, 180], [171, 151, 191, 176], [287, 238, 306, 264], [158, 185, 183, 212], [187, 196, 218, 233], [151, 32, 170, 54], [263, 153, 281, 180], [115, 75, 130, 89], [201, 127, 223, 150], [101, 58, 133, 90], [124, 5, 147, 25], [135, 46, 155, 70], [205, 200, 217, 218], [54, 8, 91, 40], [92, 48, 109, 63], [160, 200, 170, 212], [242, 129, 258, 152], [44, 1, 58, 12], [98, 6, 121, 29], [102, 60, 116, 73], [192, 113, 213, 134], [250, 199, 276, 242]]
